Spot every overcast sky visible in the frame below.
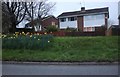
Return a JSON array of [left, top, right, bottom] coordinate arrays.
[[49, 0, 120, 25], [18, 0, 120, 28]]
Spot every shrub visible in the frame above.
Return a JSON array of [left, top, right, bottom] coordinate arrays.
[[65, 27, 77, 32], [46, 25, 58, 32]]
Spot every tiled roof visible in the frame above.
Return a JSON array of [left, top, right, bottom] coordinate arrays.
[[25, 15, 57, 26], [58, 7, 109, 18]]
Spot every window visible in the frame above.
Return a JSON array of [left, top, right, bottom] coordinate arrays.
[[85, 16, 93, 20], [60, 18, 66, 22], [96, 14, 104, 19], [85, 14, 104, 21], [84, 27, 95, 32], [52, 22, 55, 25], [68, 17, 77, 21]]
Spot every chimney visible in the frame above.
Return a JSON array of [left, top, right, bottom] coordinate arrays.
[[81, 7, 85, 11]]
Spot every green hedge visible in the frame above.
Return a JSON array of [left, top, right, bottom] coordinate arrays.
[[46, 26, 58, 32]]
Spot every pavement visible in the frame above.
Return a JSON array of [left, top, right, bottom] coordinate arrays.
[[2, 61, 119, 75]]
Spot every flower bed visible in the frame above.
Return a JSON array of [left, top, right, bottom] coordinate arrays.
[[2, 32, 54, 50]]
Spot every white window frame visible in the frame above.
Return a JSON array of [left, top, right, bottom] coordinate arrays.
[[60, 18, 66, 22], [84, 27, 95, 32], [68, 17, 77, 21]]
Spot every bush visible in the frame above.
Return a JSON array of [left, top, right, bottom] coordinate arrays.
[[16, 28, 35, 33], [2, 34, 54, 50], [46, 25, 58, 32], [65, 27, 77, 32]]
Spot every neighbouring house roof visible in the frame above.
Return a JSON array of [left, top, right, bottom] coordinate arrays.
[[42, 15, 58, 21], [25, 15, 57, 27], [111, 25, 120, 28], [58, 7, 109, 18]]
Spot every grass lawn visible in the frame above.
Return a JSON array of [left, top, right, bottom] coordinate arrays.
[[2, 36, 119, 62]]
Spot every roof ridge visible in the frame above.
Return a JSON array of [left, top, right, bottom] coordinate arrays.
[[62, 7, 108, 14], [58, 7, 109, 17]]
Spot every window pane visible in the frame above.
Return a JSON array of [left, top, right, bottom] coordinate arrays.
[[85, 14, 104, 21], [84, 27, 95, 32], [68, 17, 76, 21], [60, 18, 66, 22], [52, 22, 55, 25]]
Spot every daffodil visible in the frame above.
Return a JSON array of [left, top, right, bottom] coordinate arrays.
[[48, 40, 50, 43], [37, 33, 39, 35], [30, 35, 32, 37], [13, 34, 16, 36], [4, 35, 7, 38], [15, 32, 19, 34], [26, 32, 29, 35], [15, 35, 18, 37], [44, 32, 47, 35], [22, 32, 25, 35]]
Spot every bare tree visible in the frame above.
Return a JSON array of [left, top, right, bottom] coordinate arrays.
[[2, 2, 11, 33], [25, 0, 55, 30], [3, 1, 27, 33], [25, 2, 38, 28], [37, 0, 55, 18], [2, 0, 55, 33]]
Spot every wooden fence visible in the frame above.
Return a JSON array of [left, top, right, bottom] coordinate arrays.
[[34, 30, 105, 36]]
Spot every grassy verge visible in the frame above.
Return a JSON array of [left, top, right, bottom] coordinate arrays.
[[2, 36, 119, 62]]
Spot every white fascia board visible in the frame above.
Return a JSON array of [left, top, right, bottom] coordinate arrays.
[[58, 12, 108, 18]]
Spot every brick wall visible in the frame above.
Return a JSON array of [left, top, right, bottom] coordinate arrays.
[[77, 16, 83, 32], [33, 30, 106, 36], [42, 17, 58, 28]]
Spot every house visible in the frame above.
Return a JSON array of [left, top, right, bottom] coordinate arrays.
[[25, 15, 58, 32], [106, 15, 120, 36], [58, 7, 109, 33], [41, 15, 58, 29], [107, 25, 120, 35]]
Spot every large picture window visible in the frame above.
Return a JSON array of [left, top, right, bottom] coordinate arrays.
[[84, 14, 105, 27], [85, 14, 104, 21]]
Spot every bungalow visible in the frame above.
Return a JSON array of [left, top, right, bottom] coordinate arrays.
[[58, 7, 109, 32], [25, 15, 58, 31]]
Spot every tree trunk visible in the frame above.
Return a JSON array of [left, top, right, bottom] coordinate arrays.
[[9, 14, 16, 33]]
